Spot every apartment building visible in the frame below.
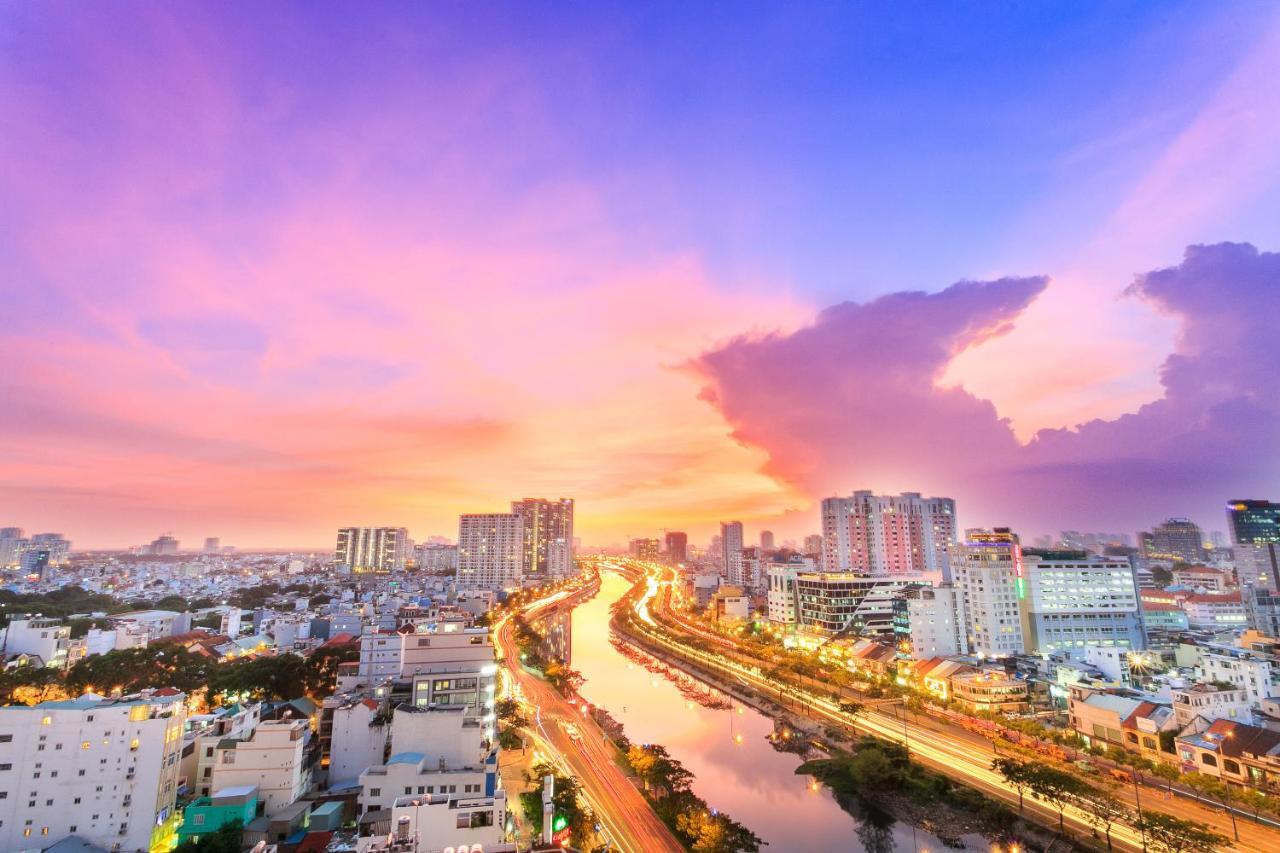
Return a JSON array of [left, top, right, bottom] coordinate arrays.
[[0, 691, 186, 852], [210, 719, 310, 817]]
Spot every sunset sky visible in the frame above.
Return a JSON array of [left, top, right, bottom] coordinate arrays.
[[4, 3, 1280, 548]]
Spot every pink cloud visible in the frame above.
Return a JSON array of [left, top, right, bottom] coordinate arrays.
[[694, 242, 1280, 535]]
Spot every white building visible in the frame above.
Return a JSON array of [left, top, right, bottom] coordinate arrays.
[[901, 584, 966, 659], [337, 528, 410, 574], [3, 617, 70, 669], [766, 564, 799, 627], [1021, 554, 1144, 658], [0, 691, 186, 852], [328, 697, 389, 788], [821, 491, 956, 576], [210, 718, 310, 817], [181, 702, 263, 799], [457, 514, 524, 590], [1172, 683, 1251, 727], [721, 521, 744, 584], [360, 631, 407, 682], [110, 610, 185, 641], [85, 623, 150, 657], [953, 528, 1026, 658], [1082, 646, 1133, 686], [1198, 648, 1277, 708], [361, 787, 509, 853]]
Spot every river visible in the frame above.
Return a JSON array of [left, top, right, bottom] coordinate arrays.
[[566, 571, 996, 852]]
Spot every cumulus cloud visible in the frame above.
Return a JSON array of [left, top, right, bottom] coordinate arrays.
[[694, 242, 1280, 533]]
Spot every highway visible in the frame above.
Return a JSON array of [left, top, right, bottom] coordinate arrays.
[[608, 557, 1280, 853], [493, 573, 685, 853]]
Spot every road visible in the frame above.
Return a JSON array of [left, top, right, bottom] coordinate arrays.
[[493, 573, 685, 853], [607, 557, 1280, 853]]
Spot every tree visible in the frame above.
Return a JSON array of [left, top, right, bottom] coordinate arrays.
[[67, 646, 213, 696], [627, 744, 694, 795], [174, 819, 243, 853], [1151, 762, 1181, 795], [301, 644, 358, 697], [1025, 762, 1090, 833], [1072, 783, 1132, 851], [1136, 810, 1229, 853], [675, 808, 763, 853], [992, 757, 1035, 811], [207, 654, 306, 704]]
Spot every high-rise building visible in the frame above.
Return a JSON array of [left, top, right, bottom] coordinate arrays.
[[1140, 518, 1205, 564], [1020, 552, 1144, 658], [720, 521, 744, 583], [1228, 500, 1280, 591], [664, 531, 688, 564], [629, 538, 660, 560], [803, 534, 823, 556], [20, 548, 51, 579], [953, 528, 1026, 658], [29, 532, 71, 565], [147, 534, 180, 556], [335, 527, 408, 573], [511, 498, 575, 579], [760, 530, 775, 551], [457, 514, 524, 589], [821, 491, 956, 576], [203, 537, 221, 553], [0, 528, 26, 568]]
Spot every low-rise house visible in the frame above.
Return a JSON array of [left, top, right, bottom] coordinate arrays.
[[211, 718, 311, 817], [951, 669, 1030, 714], [1175, 718, 1280, 787], [1171, 682, 1251, 728], [177, 785, 258, 847]]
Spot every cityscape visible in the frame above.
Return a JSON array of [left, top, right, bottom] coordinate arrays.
[[4, 4, 1280, 853]]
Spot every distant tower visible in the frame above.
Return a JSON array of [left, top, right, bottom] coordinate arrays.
[[760, 530, 775, 551]]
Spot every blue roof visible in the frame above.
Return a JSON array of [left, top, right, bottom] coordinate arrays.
[[387, 751, 425, 765]]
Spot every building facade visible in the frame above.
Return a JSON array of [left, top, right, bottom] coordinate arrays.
[[953, 528, 1026, 658], [456, 514, 524, 589], [511, 498, 574, 580], [1229, 500, 1280, 591], [821, 491, 956, 576], [336, 528, 410, 573], [1020, 554, 1145, 658]]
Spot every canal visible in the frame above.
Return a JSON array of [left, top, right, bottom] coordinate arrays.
[[568, 571, 994, 852]]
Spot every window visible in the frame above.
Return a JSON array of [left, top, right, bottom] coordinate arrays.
[[40, 717, 51, 726], [369, 788, 381, 797], [192, 815, 205, 826], [0, 735, 10, 743], [81, 741, 90, 750]]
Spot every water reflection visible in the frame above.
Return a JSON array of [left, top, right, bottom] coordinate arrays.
[[569, 572, 990, 852]]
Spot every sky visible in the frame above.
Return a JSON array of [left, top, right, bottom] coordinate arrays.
[[3, 2, 1279, 549]]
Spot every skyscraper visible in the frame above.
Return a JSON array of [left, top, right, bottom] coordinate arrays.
[[335, 527, 409, 573], [511, 498, 575, 579], [629, 538, 660, 560], [203, 537, 221, 553], [1228, 500, 1280, 590], [0, 528, 25, 568], [720, 521, 744, 584], [664, 531, 688, 564], [147, 534, 180, 556], [953, 527, 1025, 658], [28, 532, 71, 565], [457, 514, 524, 589], [1140, 518, 1205, 563], [821, 491, 956, 576], [760, 530, 775, 550]]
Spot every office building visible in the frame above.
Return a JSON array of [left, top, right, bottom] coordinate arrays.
[[336, 527, 409, 573], [203, 537, 221, 553], [793, 572, 924, 636], [953, 528, 1026, 658], [511, 498, 574, 579], [1020, 553, 1144, 658], [760, 530, 775, 551], [1140, 518, 1205, 564], [0, 691, 186, 852], [1229, 500, 1280, 591], [20, 548, 51, 579], [664, 531, 688, 565], [821, 491, 956, 576], [720, 521, 744, 582]]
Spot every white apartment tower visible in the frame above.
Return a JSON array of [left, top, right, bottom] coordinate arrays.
[[720, 521, 744, 584], [953, 528, 1026, 658], [0, 691, 186, 852], [336, 527, 409, 573], [821, 491, 956, 576], [902, 584, 967, 659], [457, 513, 524, 589], [511, 498, 575, 580]]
